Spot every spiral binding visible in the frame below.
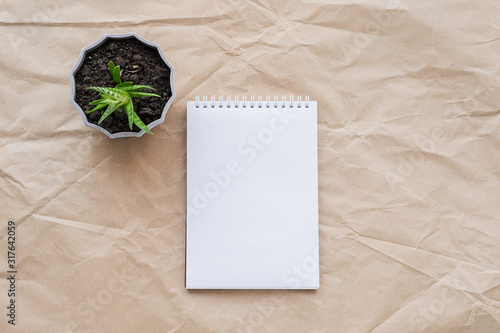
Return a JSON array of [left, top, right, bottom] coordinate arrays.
[[194, 96, 310, 109]]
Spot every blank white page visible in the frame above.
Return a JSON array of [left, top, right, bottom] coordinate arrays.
[[186, 99, 318, 289]]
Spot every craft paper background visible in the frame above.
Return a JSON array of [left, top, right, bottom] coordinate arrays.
[[1, 0, 499, 332]]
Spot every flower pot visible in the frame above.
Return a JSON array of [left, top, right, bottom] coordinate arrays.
[[70, 32, 176, 138]]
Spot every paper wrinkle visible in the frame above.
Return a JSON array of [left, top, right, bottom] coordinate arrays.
[[0, 16, 230, 28], [8, 155, 110, 229], [165, 319, 191, 333], [369, 282, 464, 333], [369, 294, 422, 333], [31, 159, 101, 203], [463, 109, 500, 118], [460, 294, 500, 328], [356, 235, 500, 292], [0, 169, 27, 191], [33, 214, 130, 238], [370, 265, 500, 331], [244, 0, 281, 24]]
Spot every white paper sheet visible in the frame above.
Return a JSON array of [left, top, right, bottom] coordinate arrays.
[[186, 99, 319, 289]]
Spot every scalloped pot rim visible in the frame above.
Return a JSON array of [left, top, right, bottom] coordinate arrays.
[[70, 32, 176, 138]]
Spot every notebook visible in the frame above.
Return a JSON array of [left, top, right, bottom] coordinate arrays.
[[186, 96, 319, 289]]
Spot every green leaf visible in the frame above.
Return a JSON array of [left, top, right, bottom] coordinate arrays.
[[112, 66, 122, 84], [133, 113, 153, 134], [115, 81, 133, 88], [118, 85, 156, 92], [88, 86, 118, 94], [108, 61, 122, 84], [124, 101, 152, 134], [88, 86, 115, 95], [88, 87, 130, 104], [108, 61, 115, 76], [124, 101, 135, 130], [98, 103, 120, 124], [128, 92, 161, 98], [85, 103, 107, 114], [89, 99, 104, 105]]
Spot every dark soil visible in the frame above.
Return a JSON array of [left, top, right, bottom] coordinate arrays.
[[74, 37, 172, 134]]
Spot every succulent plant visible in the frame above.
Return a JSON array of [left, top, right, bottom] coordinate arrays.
[[86, 61, 159, 134]]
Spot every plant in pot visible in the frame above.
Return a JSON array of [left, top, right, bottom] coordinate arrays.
[[70, 33, 176, 138]]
